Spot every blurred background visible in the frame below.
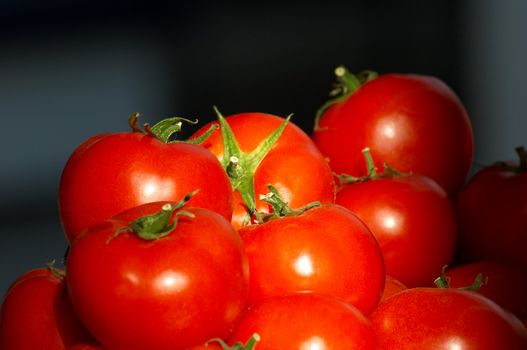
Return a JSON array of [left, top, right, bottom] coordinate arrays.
[[1, 0, 526, 293]]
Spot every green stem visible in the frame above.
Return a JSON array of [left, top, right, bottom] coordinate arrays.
[[362, 147, 378, 178], [515, 145, 527, 171], [314, 66, 378, 131], [434, 265, 488, 292], [258, 184, 320, 222]]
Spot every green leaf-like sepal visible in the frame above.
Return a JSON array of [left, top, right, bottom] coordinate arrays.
[[434, 265, 488, 292], [206, 333, 260, 350], [213, 106, 291, 217], [112, 191, 198, 242]]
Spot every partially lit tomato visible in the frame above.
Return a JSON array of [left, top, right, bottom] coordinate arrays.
[[313, 67, 473, 196], [0, 267, 93, 350]]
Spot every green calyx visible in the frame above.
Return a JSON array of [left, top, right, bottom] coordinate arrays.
[[434, 265, 488, 292], [214, 106, 291, 221], [337, 147, 408, 186], [314, 66, 378, 131], [258, 184, 320, 223], [109, 191, 197, 243], [206, 333, 260, 350], [128, 112, 217, 144], [46, 259, 66, 279]]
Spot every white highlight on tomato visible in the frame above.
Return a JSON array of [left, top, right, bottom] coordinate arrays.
[[155, 270, 189, 293], [294, 254, 315, 277], [300, 336, 328, 350]]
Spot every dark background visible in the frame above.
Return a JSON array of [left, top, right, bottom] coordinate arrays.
[[1, 0, 526, 294]]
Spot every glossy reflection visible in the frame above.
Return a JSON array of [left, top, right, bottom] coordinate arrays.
[[154, 270, 189, 294], [376, 209, 402, 234], [293, 253, 315, 277], [300, 336, 327, 350], [132, 173, 175, 202]]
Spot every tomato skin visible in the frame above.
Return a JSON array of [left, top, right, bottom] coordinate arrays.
[[68, 343, 105, 350], [438, 261, 527, 320], [336, 173, 456, 287], [313, 73, 473, 196], [455, 162, 527, 272], [370, 288, 527, 350], [0, 268, 93, 350], [229, 293, 378, 350], [66, 204, 249, 350], [380, 275, 407, 303], [59, 132, 233, 243], [239, 204, 385, 315], [191, 112, 335, 229]]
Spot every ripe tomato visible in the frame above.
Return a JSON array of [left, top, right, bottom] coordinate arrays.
[[437, 261, 527, 320], [68, 343, 105, 350], [229, 292, 378, 349], [59, 115, 233, 243], [66, 200, 249, 350], [239, 203, 385, 315], [455, 147, 527, 272], [335, 152, 457, 287], [0, 267, 93, 350], [313, 67, 473, 196], [370, 288, 527, 349], [190, 111, 335, 229]]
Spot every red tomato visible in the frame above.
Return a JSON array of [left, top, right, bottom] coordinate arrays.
[[313, 67, 473, 196], [370, 288, 527, 349], [59, 117, 233, 243], [66, 201, 249, 350], [0, 267, 93, 350], [239, 204, 385, 315], [68, 343, 105, 350], [229, 293, 378, 349], [336, 170, 456, 287], [380, 275, 407, 302], [190, 112, 335, 229], [437, 261, 527, 320], [455, 147, 527, 272], [185, 334, 259, 350]]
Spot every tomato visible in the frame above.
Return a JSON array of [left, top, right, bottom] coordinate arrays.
[[239, 201, 385, 315], [190, 111, 335, 229], [312, 67, 473, 196], [370, 288, 527, 349], [66, 199, 249, 350], [455, 146, 527, 272], [335, 151, 457, 287], [0, 267, 93, 350], [229, 292, 378, 349], [59, 115, 233, 243], [380, 275, 407, 302], [68, 343, 105, 350], [185, 334, 259, 350], [437, 261, 527, 320]]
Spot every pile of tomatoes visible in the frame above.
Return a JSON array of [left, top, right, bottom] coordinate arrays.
[[1, 66, 527, 350]]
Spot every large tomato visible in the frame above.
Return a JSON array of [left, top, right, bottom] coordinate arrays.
[[238, 197, 385, 315], [229, 293, 378, 349], [455, 146, 527, 272], [370, 288, 527, 349], [190, 110, 335, 229], [66, 199, 249, 350], [312, 66, 473, 196], [0, 267, 93, 350], [335, 150, 457, 287], [59, 115, 233, 243]]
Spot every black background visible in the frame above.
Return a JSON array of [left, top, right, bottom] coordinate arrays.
[[1, 0, 526, 294]]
